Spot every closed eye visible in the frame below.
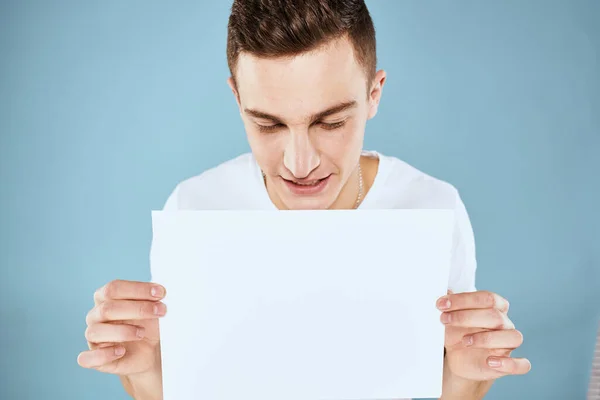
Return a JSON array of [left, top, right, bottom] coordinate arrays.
[[256, 123, 284, 133], [318, 120, 346, 130]]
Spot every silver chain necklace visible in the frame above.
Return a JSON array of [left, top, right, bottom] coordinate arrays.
[[355, 162, 364, 209]]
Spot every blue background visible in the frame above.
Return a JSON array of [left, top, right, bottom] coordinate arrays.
[[1, 1, 598, 399]]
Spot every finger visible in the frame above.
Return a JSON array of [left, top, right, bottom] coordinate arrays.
[[77, 346, 126, 369], [85, 323, 145, 344], [86, 300, 167, 324], [89, 341, 117, 351], [487, 356, 531, 375], [461, 329, 523, 349], [441, 308, 515, 329], [437, 291, 509, 313], [94, 280, 166, 304]]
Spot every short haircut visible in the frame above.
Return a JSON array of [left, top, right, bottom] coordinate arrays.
[[227, 0, 377, 88]]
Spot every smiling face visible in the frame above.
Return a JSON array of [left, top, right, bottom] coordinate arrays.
[[229, 36, 386, 210]]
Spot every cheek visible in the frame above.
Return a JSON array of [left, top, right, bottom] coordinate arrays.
[[316, 120, 364, 158], [315, 125, 364, 179]]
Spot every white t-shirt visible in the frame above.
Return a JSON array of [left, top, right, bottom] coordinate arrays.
[[158, 150, 476, 399], [160, 150, 477, 293]]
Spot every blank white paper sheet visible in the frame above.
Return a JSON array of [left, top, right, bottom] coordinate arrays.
[[150, 210, 454, 400]]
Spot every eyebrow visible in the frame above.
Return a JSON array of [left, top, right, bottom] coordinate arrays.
[[244, 100, 358, 124]]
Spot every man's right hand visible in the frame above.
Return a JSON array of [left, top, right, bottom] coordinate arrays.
[[78, 280, 167, 399]]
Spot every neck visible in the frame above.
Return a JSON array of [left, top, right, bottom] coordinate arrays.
[[328, 159, 363, 210], [331, 154, 380, 209]]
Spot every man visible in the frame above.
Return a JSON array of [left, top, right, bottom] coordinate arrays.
[[77, 1, 531, 399]]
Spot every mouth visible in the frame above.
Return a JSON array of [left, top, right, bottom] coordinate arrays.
[[282, 174, 332, 195]]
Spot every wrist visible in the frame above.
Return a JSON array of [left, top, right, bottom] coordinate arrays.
[[440, 358, 491, 400], [121, 368, 163, 400]]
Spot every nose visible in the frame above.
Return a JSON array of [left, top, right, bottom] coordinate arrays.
[[283, 130, 320, 179]]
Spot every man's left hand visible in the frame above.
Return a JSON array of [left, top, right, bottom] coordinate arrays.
[[437, 290, 531, 382]]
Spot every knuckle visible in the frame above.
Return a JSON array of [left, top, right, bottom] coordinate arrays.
[[84, 326, 95, 342], [127, 325, 141, 339], [472, 292, 484, 306], [489, 309, 504, 329], [99, 301, 114, 320], [453, 311, 464, 324], [514, 330, 524, 346], [121, 325, 133, 339], [481, 291, 495, 307], [85, 308, 95, 325], [478, 331, 492, 346], [139, 302, 151, 318], [104, 280, 121, 299]]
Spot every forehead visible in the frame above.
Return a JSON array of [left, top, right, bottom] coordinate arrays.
[[235, 38, 367, 119]]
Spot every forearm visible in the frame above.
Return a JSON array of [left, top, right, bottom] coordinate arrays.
[[440, 360, 493, 400]]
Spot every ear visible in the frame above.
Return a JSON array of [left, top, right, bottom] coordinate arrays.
[[227, 76, 242, 111], [367, 69, 387, 120]]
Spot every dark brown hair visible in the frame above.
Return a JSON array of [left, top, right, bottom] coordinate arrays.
[[227, 0, 377, 88]]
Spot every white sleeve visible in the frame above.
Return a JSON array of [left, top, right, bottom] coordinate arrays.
[[447, 190, 478, 293], [162, 184, 181, 211], [149, 185, 180, 283]]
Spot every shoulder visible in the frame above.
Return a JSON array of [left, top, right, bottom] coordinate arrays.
[[178, 152, 256, 194], [162, 153, 260, 210], [371, 151, 460, 209]]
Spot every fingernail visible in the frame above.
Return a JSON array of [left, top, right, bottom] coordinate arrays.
[[151, 286, 164, 298], [114, 346, 126, 356], [441, 312, 451, 324], [154, 303, 166, 316], [136, 327, 145, 339], [462, 335, 473, 346], [488, 357, 503, 368], [437, 296, 451, 310]]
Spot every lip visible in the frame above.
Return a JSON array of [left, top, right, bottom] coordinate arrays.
[[283, 175, 331, 196]]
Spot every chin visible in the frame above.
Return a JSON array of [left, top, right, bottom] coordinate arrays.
[[282, 196, 333, 210]]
